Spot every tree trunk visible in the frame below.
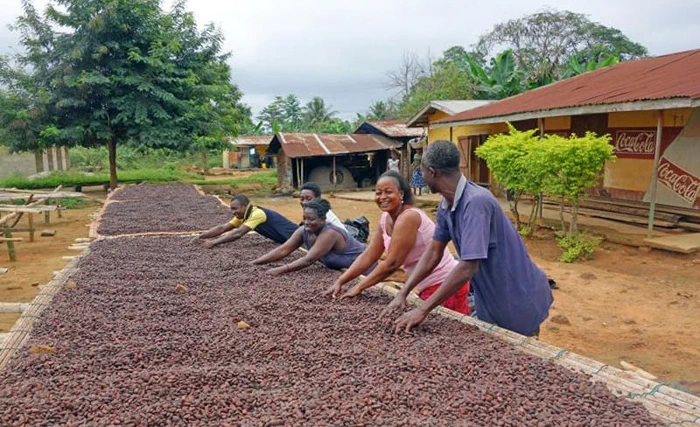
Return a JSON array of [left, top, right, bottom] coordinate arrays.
[[201, 151, 209, 173], [47, 147, 55, 171], [509, 191, 521, 230], [569, 202, 579, 236], [34, 151, 44, 173], [527, 195, 539, 235], [108, 138, 118, 191], [559, 197, 566, 232]]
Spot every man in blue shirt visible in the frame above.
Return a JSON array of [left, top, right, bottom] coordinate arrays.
[[384, 140, 553, 336]]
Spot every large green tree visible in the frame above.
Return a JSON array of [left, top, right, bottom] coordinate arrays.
[[302, 96, 338, 128], [475, 9, 647, 83], [1, 0, 242, 189]]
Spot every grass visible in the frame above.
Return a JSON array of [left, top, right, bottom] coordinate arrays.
[[0, 169, 277, 192], [0, 169, 199, 190], [187, 170, 277, 187]]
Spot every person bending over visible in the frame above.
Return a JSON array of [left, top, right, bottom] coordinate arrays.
[[326, 170, 469, 315], [253, 199, 376, 276], [196, 195, 298, 248]]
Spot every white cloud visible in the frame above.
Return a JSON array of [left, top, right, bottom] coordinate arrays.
[[1, 0, 698, 120]]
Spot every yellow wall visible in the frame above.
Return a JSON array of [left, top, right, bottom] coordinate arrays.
[[604, 109, 690, 192], [608, 108, 692, 128], [428, 126, 451, 142], [543, 116, 571, 131], [604, 158, 654, 191], [427, 111, 452, 143], [450, 123, 508, 141]]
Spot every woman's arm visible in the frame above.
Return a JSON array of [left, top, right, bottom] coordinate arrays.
[[269, 228, 340, 275], [325, 226, 385, 296], [253, 228, 303, 265], [341, 210, 421, 298]]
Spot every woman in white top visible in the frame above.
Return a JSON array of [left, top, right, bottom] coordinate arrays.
[[299, 182, 346, 230], [387, 151, 400, 172], [326, 171, 470, 314]]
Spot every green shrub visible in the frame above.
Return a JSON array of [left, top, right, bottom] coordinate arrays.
[[557, 232, 603, 263]]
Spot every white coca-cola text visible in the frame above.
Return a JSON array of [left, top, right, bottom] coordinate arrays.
[[614, 130, 656, 155], [657, 159, 700, 204]]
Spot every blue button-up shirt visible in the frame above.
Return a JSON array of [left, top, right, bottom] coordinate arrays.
[[433, 176, 552, 336]]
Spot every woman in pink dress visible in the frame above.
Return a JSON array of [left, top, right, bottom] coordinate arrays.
[[326, 171, 470, 314]]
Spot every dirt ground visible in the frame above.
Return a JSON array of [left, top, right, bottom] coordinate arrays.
[[1, 189, 698, 395], [254, 195, 700, 395], [0, 197, 102, 331]]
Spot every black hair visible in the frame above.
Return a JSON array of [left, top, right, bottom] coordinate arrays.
[[378, 170, 415, 205], [231, 194, 250, 205], [423, 140, 461, 174], [303, 198, 331, 219], [300, 182, 322, 197]]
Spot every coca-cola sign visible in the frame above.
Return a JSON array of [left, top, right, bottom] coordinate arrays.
[[610, 127, 683, 159], [657, 158, 700, 205], [613, 130, 656, 157]]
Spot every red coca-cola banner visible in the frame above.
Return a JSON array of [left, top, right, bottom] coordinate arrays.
[[609, 127, 683, 159], [657, 158, 700, 205]]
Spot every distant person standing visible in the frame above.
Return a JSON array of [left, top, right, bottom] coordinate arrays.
[[411, 152, 426, 196], [387, 151, 400, 173]]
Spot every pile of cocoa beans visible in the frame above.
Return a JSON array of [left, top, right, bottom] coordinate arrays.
[[0, 185, 661, 426], [97, 184, 231, 236], [0, 234, 660, 426]]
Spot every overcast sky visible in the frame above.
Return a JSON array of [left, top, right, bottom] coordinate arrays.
[[1, 0, 699, 120]]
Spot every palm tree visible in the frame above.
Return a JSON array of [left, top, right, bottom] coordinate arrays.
[[302, 96, 337, 128], [368, 101, 390, 120]]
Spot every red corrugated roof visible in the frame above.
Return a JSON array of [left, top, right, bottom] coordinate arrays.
[[270, 133, 401, 158], [436, 49, 700, 125]]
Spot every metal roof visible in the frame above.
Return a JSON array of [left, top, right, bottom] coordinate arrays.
[[406, 100, 494, 127], [228, 136, 273, 146], [268, 133, 401, 159], [435, 49, 700, 127], [354, 120, 425, 138]]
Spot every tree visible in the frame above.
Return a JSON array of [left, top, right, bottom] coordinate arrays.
[[2, 0, 242, 189], [477, 125, 615, 262], [462, 50, 528, 100], [0, 0, 58, 165], [367, 101, 392, 121], [302, 96, 337, 128], [385, 51, 427, 98], [561, 54, 619, 79], [475, 9, 647, 84], [399, 61, 472, 117], [167, 2, 245, 172], [475, 125, 546, 232], [257, 96, 286, 133], [283, 94, 303, 131], [539, 132, 615, 236]]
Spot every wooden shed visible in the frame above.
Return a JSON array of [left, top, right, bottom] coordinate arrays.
[[267, 133, 401, 191]]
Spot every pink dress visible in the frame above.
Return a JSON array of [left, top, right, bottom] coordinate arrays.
[[380, 208, 470, 315], [380, 208, 457, 292]]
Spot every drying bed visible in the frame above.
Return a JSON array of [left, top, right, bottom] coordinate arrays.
[[0, 235, 660, 426], [96, 184, 231, 236]]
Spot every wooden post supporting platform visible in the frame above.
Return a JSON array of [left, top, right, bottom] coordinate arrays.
[[27, 214, 34, 242], [44, 199, 50, 224], [3, 230, 16, 262]]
